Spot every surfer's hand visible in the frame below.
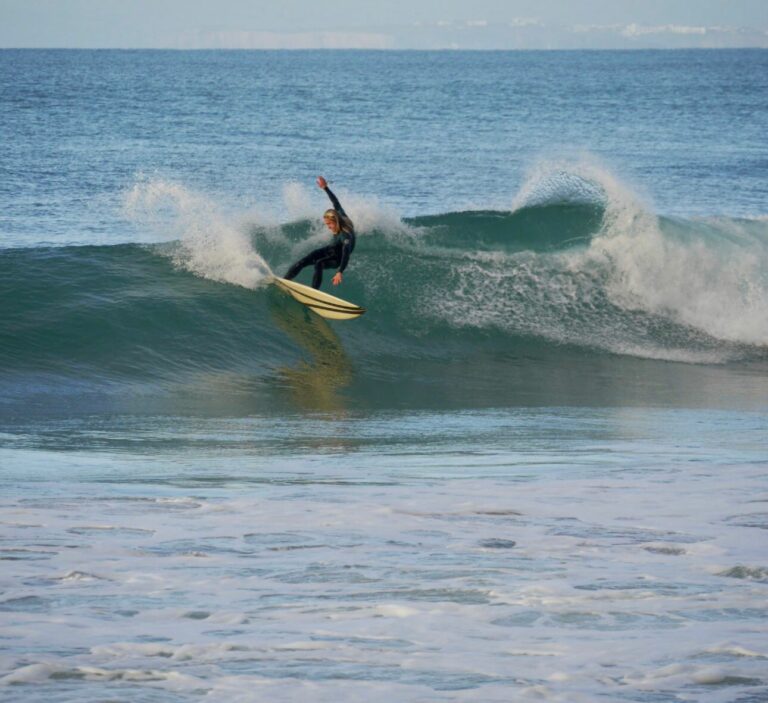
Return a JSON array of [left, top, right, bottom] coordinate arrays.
[[332, 272, 342, 286], [317, 176, 328, 190]]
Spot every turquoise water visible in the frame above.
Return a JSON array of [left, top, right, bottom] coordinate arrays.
[[1, 50, 767, 702]]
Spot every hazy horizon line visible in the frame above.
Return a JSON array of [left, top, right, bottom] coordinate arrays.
[[3, 46, 768, 51]]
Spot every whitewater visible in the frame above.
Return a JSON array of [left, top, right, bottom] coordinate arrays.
[[1, 49, 767, 703]]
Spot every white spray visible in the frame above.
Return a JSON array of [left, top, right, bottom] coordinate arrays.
[[123, 178, 273, 289], [512, 157, 768, 349]]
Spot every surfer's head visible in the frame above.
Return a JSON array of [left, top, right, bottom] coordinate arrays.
[[323, 209, 341, 234]]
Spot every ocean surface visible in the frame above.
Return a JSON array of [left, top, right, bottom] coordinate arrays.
[[1, 49, 767, 702]]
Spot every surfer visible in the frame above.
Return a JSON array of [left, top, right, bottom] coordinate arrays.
[[284, 176, 356, 289]]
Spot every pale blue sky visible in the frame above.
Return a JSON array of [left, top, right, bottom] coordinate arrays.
[[1, 0, 767, 48]]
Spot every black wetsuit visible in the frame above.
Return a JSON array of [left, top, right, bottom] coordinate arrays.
[[284, 187, 356, 289]]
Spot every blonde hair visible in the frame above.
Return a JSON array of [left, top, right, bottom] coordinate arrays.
[[323, 208, 353, 233]]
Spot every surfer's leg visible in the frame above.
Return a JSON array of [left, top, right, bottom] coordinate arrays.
[[312, 262, 324, 289], [312, 253, 341, 289], [284, 246, 335, 281], [284, 253, 313, 281], [312, 261, 323, 290]]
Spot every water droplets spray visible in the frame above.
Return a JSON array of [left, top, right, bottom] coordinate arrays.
[[124, 177, 273, 289]]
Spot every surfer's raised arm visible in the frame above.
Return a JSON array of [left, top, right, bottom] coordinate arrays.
[[316, 176, 346, 217], [283, 176, 357, 289]]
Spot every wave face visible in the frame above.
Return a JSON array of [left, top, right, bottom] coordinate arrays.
[[2, 165, 768, 409]]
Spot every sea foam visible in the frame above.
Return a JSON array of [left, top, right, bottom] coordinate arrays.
[[124, 178, 273, 289]]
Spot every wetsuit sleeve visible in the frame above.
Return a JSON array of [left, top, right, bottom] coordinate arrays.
[[324, 186, 346, 217], [325, 186, 354, 273], [337, 231, 353, 273]]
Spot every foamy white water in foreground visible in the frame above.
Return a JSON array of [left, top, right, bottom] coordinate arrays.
[[1, 408, 766, 703]]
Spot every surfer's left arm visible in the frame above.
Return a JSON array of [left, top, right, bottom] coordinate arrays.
[[332, 231, 354, 286]]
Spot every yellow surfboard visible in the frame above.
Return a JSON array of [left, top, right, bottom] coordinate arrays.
[[272, 277, 366, 321]]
